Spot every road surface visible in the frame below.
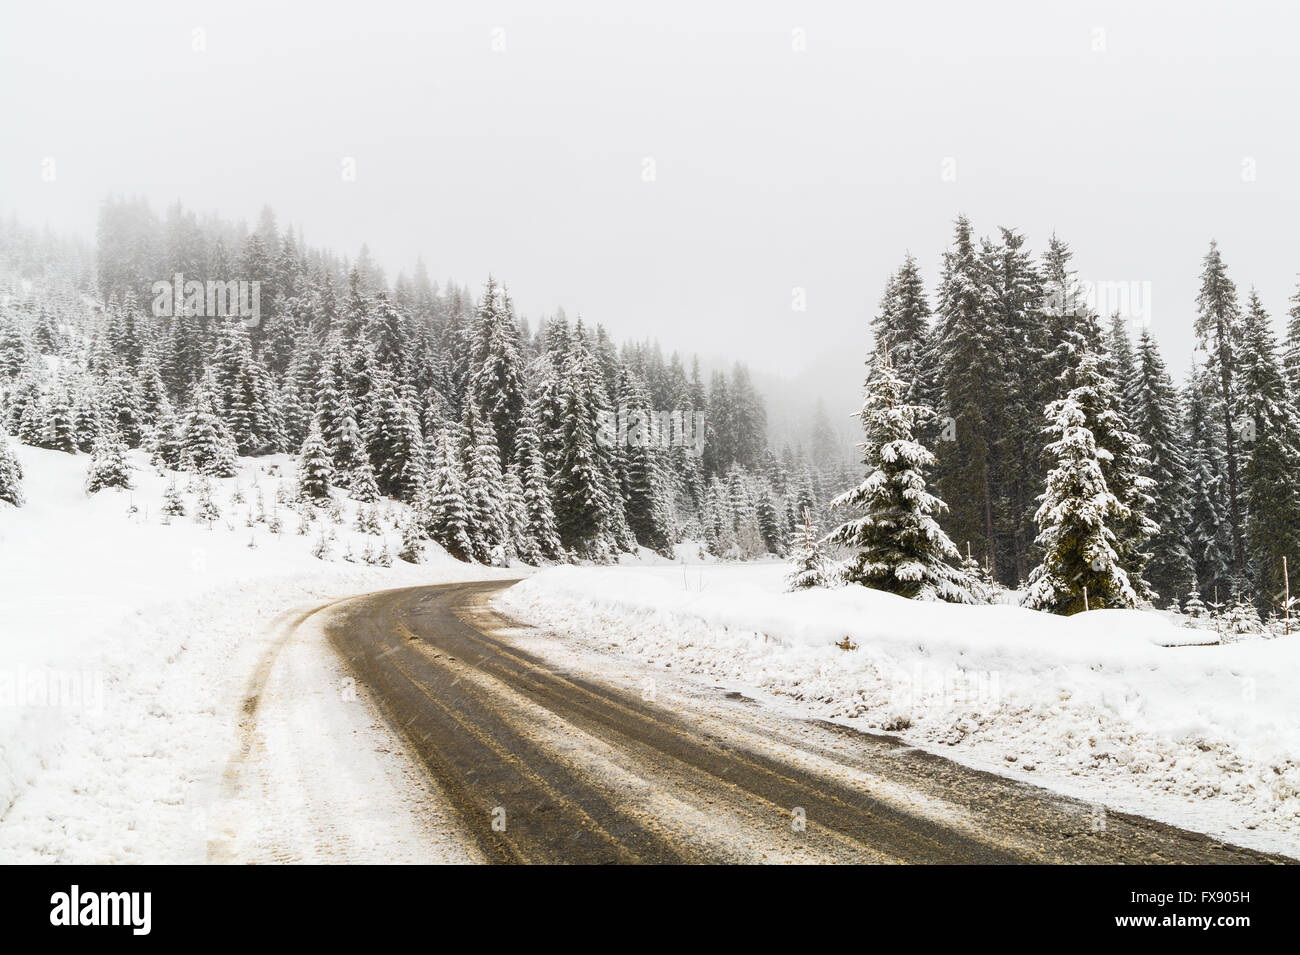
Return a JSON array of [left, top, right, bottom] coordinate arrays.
[[323, 579, 1286, 864]]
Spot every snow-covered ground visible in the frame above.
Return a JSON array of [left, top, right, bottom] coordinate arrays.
[[0, 444, 502, 863], [499, 564, 1300, 857]]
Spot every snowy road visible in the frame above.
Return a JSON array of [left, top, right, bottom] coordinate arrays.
[[324, 580, 1285, 864]]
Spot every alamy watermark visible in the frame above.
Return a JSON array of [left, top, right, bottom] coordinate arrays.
[[596, 408, 706, 457], [151, 273, 261, 328], [1, 666, 105, 712], [1052, 279, 1153, 328]]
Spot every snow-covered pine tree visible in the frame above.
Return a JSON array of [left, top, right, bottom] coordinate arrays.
[[469, 276, 526, 463], [45, 384, 77, 453], [349, 456, 381, 503], [180, 370, 239, 477], [986, 227, 1049, 583], [1194, 240, 1246, 582], [1235, 290, 1300, 607], [514, 403, 563, 562], [398, 514, 425, 564], [420, 427, 474, 562], [1285, 278, 1300, 399], [460, 399, 507, 564], [1061, 346, 1158, 602], [364, 368, 421, 499], [932, 216, 1004, 584], [147, 396, 185, 470], [99, 362, 145, 448], [85, 434, 132, 493], [755, 491, 786, 557], [829, 354, 973, 602], [0, 428, 23, 507], [501, 466, 533, 563], [1026, 394, 1137, 614], [1127, 329, 1196, 603], [871, 253, 939, 413], [551, 323, 616, 558], [616, 362, 677, 557], [786, 507, 830, 591], [297, 419, 334, 501], [1185, 367, 1233, 599], [1106, 313, 1139, 424], [161, 477, 186, 517]]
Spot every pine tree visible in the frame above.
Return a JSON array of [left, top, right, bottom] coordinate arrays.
[[616, 362, 677, 556], [1061, 346, 1158, 602], [469, 276, 526, 462], [161, 477, 186, 517], [461, 400, 508, 564], [398, 514, 425, 564], [420, 427, 474, 562], [871, 253, 938, 412], [1026, 394, 1137, 615], [349, 457, 381, 503], [364, 369, 422, 498], [0, 428, 23, 506], [1127, 329, 1196, 602], [1194, 240, 1246, 581], [514, 403, 563, 562], [829, 356, 973, 602], [933, 216, 1004, 583], [297, 418, 334, 501], [1236, 290, 1300, 607], [786, 508, 830, 591], [551, 324, 616, 557], [987, 228, 1049, 582], [1185, 367, 1232, 598], [1106, 313, 1139, 423], [180, 371, 238, 477], [45, 385, 77, 453], [85, 435, 133, 493]]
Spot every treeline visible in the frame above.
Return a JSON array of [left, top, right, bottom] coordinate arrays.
[[0, 199, 848, 564], [860, 215, 1300, 614]]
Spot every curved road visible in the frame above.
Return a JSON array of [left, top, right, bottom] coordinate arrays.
[[323, 579, 1286, 865]]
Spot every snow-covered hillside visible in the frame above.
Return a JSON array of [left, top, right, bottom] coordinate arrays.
[[499, 564, 1300, 857], [0, 444, 503, 863]]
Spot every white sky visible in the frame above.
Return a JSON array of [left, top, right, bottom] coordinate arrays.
[[3, 0, 1298, 382]]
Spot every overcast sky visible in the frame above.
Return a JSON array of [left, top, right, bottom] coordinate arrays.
[[3, 0, 1298, 384]]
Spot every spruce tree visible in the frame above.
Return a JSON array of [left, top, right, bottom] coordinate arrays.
[[1194, 240, 1246, 582], [514, 402, 563, 562], [0, 428, 23, 507], [297, 419, 335, 501], [786, 508, 830, 591], [1236, 291, 1300, 606], [461, 400, 508, 564], [1026, 394, 1137, 615], [1128, 329, 1196, 602], [180, 371, 238, 478], [551, 324, 616, 557], [85, 435, 133, 493], [829, 356, 973, 602], [871, 253, 938, 411], [161, 477, 186, 517], [1185, 368, 1233, 598], [421, 428, 474, 562], [933, 216, 1004, 582], [469, 276, 526, 463]]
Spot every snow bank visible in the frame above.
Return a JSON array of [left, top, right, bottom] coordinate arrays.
[[0, 444, 503, 862], [501, 564, 1300, 856]]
